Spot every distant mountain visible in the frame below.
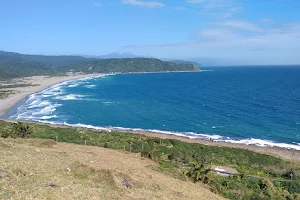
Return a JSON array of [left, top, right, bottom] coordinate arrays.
[[0, 51, 200, 79]]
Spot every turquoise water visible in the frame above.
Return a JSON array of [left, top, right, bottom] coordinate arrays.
[[5, 67, 300, 149]]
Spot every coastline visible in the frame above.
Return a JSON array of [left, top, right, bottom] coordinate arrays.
[[1, 118, 300, 161], [1, 72, 300, 162], [0, 70, 200, 117], [58, 124, 300, 161], [0, 73, 103, 117], [133, 130, 300, 161]]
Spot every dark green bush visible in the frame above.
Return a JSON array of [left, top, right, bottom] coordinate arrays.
[[12, 122, 33, 138]]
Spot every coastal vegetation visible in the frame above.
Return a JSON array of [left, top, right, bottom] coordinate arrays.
[[0, 80, 37, 99], [0, 90, 14, 99], [1, 120, 300, 199], [0, 51, 199, 80]]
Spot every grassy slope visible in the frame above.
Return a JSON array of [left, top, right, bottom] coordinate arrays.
[[0, 138, 224, 200], [1, 120, 300, 199]]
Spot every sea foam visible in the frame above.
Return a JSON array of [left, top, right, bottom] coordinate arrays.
[[30, 120, 300, 150], [54, 94, 88, 100], [216, 138, 300, 150], [84, 84, 97, 89]]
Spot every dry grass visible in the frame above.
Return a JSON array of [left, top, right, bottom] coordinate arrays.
[[0, 138, 225, 200]]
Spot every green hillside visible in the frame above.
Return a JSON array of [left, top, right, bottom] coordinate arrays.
[[0, 51, 200, 80], [1, 120, 300, 200]]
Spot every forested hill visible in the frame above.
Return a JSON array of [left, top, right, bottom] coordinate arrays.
[[0, 51, 200, 79]]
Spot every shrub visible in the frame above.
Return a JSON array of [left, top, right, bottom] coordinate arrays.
[[168, 153, 175, 160], [11, 122, 33, 138], [104, 143, 109, 148], [0, 130, 12, 138], [141, 150, 153, 159]]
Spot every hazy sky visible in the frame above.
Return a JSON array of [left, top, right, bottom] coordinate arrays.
[[1, 0, 300, 65]]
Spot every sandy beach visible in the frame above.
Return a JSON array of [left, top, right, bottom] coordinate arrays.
[[0, 74, 299, 163], [0, 74, 101, 117]]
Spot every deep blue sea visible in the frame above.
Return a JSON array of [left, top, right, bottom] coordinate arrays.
[[5, 67, 300, 149]]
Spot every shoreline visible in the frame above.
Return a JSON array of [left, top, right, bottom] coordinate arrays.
[[0, 70, 200, 117], [1, 118, 300, 161], [0, 73, 103, 117], [1, 72, 300, 162], [54, 123, 300, 161], [0, 70, 202, 117], [135, 130, 300, 161]]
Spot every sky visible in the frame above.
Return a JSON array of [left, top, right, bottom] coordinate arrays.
[[1, 0, 300, 65]]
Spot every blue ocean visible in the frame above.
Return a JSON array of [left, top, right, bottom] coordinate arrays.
[[5, 67, 300, 149]]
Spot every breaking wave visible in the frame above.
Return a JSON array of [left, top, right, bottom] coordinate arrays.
[[54, 94, 88, 101], [216, 138, 300, 151], [26, 120, 300, 150]]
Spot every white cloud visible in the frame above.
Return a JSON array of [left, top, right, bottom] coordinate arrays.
[[122, 0, 164, 8], [187, 0, 243, 18], [212, 20, 264, 32], [197, 28, 235, 39], [121, 1, 299, 64], [124, 22, 300, 52], [188, 0, 230, 9]]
